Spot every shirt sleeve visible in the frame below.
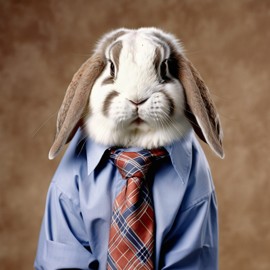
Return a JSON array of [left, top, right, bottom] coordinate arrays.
[[34, 182, 99, 270], [160, 191, 218, 270]]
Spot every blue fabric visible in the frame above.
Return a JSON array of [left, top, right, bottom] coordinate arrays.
[[35, 129, 218, 270]]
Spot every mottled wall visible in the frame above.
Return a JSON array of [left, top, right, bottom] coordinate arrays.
[[0, 0, 270, 269]]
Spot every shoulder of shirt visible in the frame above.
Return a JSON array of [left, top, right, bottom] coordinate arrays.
[[50, 129, 110, 201], [50, 129, 90, 201]]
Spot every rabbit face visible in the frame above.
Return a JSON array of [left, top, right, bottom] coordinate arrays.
[[87, 31, 190, 148], [49, 28, 224, 159]]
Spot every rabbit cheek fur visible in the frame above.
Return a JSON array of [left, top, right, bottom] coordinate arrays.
[[86, 32, 191, 149]]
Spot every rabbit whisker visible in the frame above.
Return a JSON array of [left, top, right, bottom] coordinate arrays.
[[32, 110, 58, 138]]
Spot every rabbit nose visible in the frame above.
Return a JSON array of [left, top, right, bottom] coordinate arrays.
[[128, 98, 148, 106]]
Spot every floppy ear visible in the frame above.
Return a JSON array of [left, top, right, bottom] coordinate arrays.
[[48, 29, 128, 160], [48, 53, 105, 159], [178, 55, 224, 158]]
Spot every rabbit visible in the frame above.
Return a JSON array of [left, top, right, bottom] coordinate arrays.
[[36, 27, 224, 270], [48, 27, 224, 160]]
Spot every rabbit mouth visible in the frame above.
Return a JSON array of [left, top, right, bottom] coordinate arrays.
[[132, 117, 144, 125]]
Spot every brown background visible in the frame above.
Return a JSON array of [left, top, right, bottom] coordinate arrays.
[[1, 0, 270, 269]]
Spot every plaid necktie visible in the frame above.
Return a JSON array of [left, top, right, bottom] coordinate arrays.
[[107, 148, 168, 270]]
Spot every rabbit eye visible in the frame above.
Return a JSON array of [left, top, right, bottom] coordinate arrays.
[[160, 59, 168, 82], [109, 60, 115, 77]]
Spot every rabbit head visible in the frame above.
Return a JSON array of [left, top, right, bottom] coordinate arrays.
[[49, 27, 224, 159]]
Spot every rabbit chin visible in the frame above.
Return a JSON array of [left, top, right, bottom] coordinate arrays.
[[85, 116, 191, 149]]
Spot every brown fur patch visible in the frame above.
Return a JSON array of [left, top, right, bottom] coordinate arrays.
[[110, 41, 123, 72], [98, 30, 127, 54], [102, 77, 114, 85], [103, 90, 119, 116], [153, 47, 162, 74]]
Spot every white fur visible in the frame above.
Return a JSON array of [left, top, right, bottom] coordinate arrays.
[[86, 28, 191, 148]]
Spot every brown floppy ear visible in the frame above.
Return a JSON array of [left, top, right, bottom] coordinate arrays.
[[48, 53, 105, 159], [178, 55, 224, 158]]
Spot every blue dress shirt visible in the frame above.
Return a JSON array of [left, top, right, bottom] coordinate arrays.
[[35, 129, 218, 270]]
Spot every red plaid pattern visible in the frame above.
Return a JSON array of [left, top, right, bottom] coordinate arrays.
[[107, 148, 167, 270]]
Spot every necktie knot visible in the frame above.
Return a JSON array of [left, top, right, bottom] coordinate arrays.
[[110, 148, 168, 180]]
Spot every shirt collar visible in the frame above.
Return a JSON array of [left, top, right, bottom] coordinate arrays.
[[164, 130, 193, 184], [86, 137, 109, 175], [85, 130, 193, 184]]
